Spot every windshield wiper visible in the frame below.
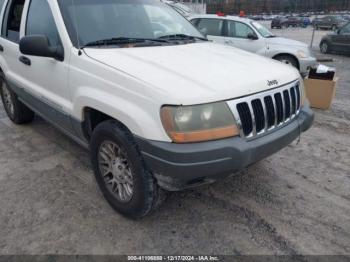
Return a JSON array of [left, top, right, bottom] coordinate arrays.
[[266, 35, 276, 38], [158, 34, 208, 41], [82, 37, 169, 48]]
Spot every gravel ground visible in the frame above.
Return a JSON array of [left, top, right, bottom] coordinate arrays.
[[0, 29, 349, 255]]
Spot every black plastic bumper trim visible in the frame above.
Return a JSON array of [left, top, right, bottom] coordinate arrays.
[[135, 105, 314, 191]]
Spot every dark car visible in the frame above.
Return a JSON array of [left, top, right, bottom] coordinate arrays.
[[271, 16, 287, 29], [271, 16, 302, 28], [313, 15, 347, 30], [320, 22, 350, 54], [271, 16, 287, 28], [251, 15, 264, 21], [283, 17, 303, 27], [312, 17, 322, 26]]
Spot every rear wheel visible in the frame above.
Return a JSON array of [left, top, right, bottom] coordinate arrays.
[[90, 120, 164, 219], [274, 55, 299, 70], [0, 76, 34, 124]]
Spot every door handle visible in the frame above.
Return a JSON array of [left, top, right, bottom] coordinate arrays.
[[225, 40, 234, 44], [19, 56, 31, 66], [0, 44, 3, 52]]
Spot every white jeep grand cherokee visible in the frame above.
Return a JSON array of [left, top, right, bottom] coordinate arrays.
[[0, 0, 314, 219]]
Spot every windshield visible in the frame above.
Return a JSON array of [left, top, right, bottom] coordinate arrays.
[[58, 0, 203, 48], [251, 21, 274, 38]]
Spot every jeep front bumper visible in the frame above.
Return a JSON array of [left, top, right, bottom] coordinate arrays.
[[136, 105, 314, 191]]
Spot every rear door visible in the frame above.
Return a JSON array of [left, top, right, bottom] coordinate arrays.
[[224, 19, 266, 54], [0, 0, 25, 84], [194, 17, 226, 45]]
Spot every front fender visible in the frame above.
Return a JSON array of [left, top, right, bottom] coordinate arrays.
[[73, 87, 171, 142], [266, 46, 301, 61]]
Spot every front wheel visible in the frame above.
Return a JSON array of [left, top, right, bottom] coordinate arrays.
[[320, 41, 331, 54], [0, 76, 34, 124], [90, 120, 164, 219]]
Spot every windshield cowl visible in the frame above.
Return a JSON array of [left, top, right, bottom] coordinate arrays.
[[82, 36, 206, 49]]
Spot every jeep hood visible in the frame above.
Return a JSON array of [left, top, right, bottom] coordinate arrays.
[[267, 36, 308, 48], [84, 42, 300, 105]]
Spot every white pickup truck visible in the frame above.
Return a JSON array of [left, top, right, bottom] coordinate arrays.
[[0, 0, 314, 219]]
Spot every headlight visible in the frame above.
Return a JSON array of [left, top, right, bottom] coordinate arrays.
[[160, 102, 239, 143], [297, 50, 308, 58]]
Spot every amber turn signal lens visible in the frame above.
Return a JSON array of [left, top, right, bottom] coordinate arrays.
[[167, 125, 239, 143]]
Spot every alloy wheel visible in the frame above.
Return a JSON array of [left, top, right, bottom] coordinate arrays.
[[98, 140, 134, 203], [321, 42, 328, 53]]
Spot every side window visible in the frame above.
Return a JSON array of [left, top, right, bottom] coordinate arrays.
[[26, 0, 60, 46], [190, 18, 199, 26], [1, 0, 25, 43], [196, 18, 223, 37], [0, 0, 5, 11], [228, 21, 255, 39]]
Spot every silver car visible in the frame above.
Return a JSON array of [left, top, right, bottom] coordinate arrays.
[[190, 14, 317, 76]]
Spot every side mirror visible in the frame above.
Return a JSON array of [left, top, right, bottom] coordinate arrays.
[[19, 35, 64, 61], [247, 33, 258, 40]]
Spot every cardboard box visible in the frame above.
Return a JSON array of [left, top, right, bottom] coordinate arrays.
[[304, 78, 337, 110]]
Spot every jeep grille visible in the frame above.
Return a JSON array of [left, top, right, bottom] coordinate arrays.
[[227, 81, 302, 139]]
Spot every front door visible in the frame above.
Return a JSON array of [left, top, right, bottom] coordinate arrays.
[[224, 20, 266, 55], [17, 0, 73, 132], [332, 23, 350, 53]]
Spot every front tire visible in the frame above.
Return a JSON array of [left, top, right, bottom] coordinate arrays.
[[90, 120, 163, 219], [0, 76, 34, 124], [274, 55, 299, 70]]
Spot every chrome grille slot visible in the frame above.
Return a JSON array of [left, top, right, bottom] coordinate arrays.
[[290, 87, 297, 115], [283, 90, 291, 119], [227, 80, 302, 139]]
